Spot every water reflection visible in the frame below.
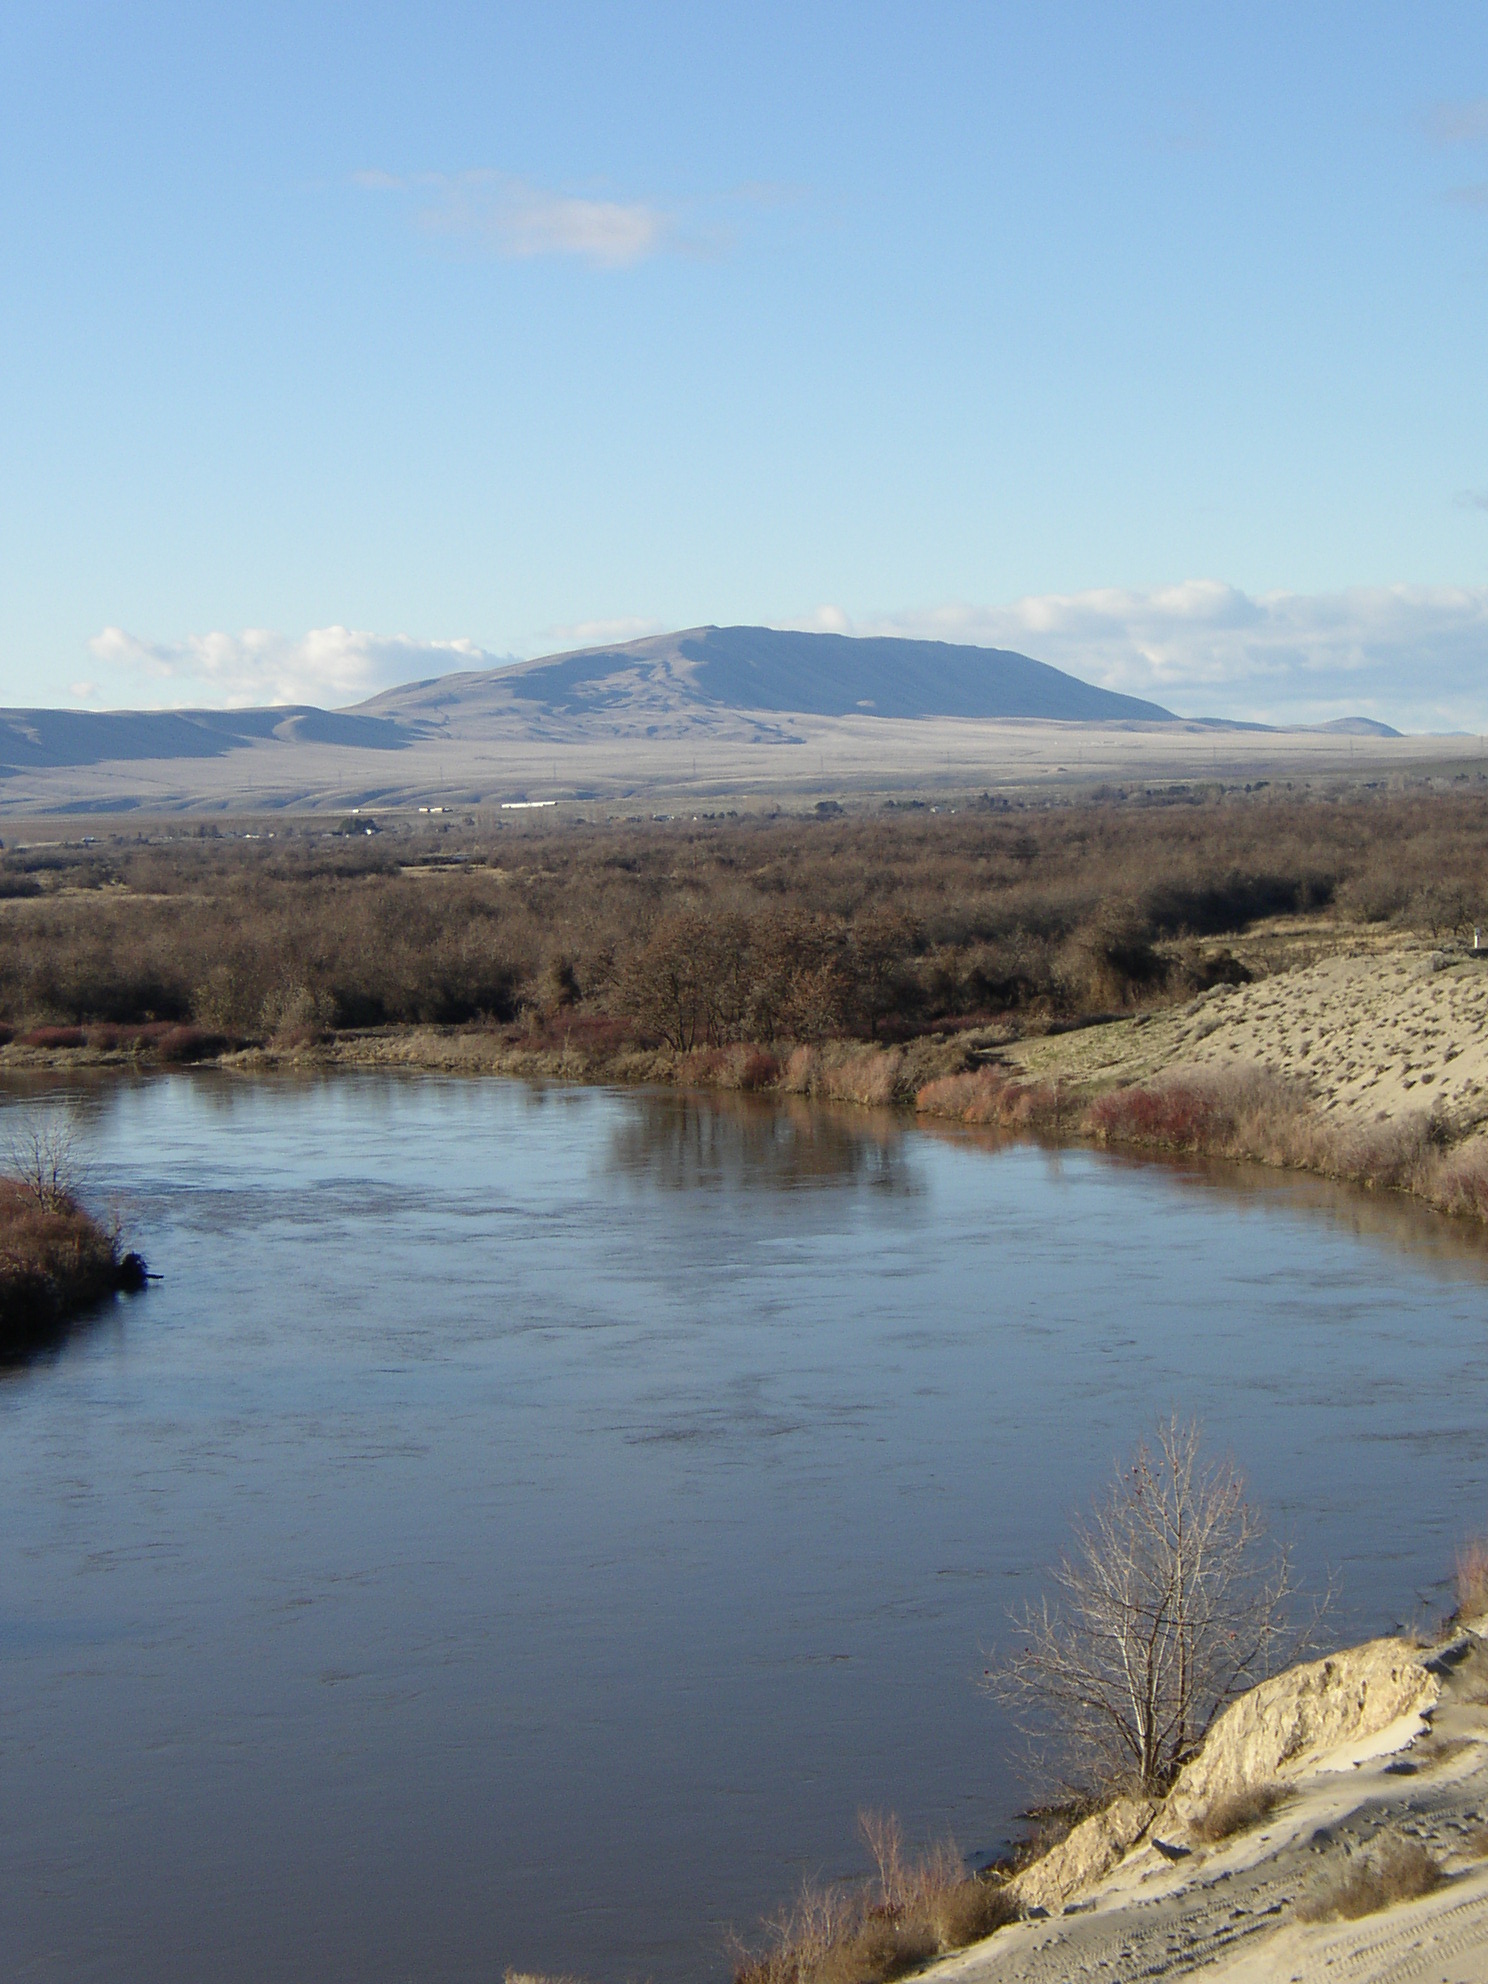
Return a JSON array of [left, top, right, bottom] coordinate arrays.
[[915, 1115, 1488, 1282], [608, 1088, 916, 1195], [0, 1297, 132, 1375]]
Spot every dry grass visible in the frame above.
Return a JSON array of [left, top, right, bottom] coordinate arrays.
[[915, 1067, 1066, 1133], [0, 1175, 126, 1349], [1192, 1783, 1287, 1844], [732, 1812, 1017, 1984], [1455, 1542, 1488, 1622], [1086, 1065, 1327, 1166], [1297, 1839, 1445, 1923], [1082, 1064, 1488, 1222], [1430, 1144, 1488, 1221]]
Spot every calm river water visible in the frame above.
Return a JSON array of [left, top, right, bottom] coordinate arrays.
[[3, 1074, 1488, 1983]]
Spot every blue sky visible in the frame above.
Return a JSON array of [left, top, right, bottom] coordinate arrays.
[[3, 1, 1488, 726]]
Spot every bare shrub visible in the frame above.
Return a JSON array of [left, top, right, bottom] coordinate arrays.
[[859, 1811, 961, 1918], [932, 1877, 1019, 1949], [1297, 1839, 1443, 1922], [733, 1877, 868, 1984], [1192, 1783, 1286, 1843], [261, 980, 336, 1048], [621, 908, 751, 1050], [732, 1811, 1016, 1984], [915, 1069, 1009, 1124], [816, 1916, 936, 1984], [18, 1024, 87, 1049], [677, 1044, 782, 1092], [738, 1046, 781, 1092], [155, 1023, 229, 1064], [781, 1045, 822, 1094], [1339, 1112, 1444, 1194], [7, 1117, 83, 1213], [820, 1047, 906, 1109], [1060, 899, 1168, 1009], [986, 1417, 1303, 1796]]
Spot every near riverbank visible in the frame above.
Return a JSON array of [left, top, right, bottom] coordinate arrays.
[[8, 924, 1488, 1230], [920, 1611, 1488, 1984]]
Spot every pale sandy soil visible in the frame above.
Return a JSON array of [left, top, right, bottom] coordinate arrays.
[[932, 1630, 1488, 1984], [1005, 933, 1488, 1129]]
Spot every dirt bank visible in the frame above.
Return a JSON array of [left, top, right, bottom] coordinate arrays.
[[930, 1624, 1488, 1983], [1002, 933, 1488, 1129]]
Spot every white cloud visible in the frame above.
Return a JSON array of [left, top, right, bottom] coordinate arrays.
[[789, 583, 1488, 731], [356, 169, 677, 268], [86, 625, 505, 710]]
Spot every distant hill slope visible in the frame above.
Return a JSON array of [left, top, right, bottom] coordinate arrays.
[[1314, 716, 1403, 738], [0, 705, 413, 771], [361, 624, 1178, 726]]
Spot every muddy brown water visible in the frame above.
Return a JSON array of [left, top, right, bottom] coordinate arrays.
[[2, 1074, 1488, 1984]]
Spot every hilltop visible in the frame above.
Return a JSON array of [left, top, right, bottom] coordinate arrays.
[[359, 624, 1177, 728]]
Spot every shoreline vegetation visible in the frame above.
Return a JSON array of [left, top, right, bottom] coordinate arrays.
[[0, 1128, 146, 1353], [6, 785, 1488, 1228]]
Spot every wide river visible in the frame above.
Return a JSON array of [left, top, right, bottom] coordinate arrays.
[[3, 1074, 1488, 1983]]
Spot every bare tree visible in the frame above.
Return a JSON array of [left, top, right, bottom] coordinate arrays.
[[620, 907, 750, 1051], [6, 1115, 83, 1214], [986, 1418, 1306, 1797]]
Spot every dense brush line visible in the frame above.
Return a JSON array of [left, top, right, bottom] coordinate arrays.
[[1, 787, 1485, 1048]]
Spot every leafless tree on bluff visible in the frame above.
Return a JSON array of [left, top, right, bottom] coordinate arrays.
[[986, 1417, 1309, 1796]]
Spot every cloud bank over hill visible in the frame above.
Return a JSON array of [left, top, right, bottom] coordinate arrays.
[[842, 584, 1488, 732], [85, 626, 508, 711], [78, 583, 1488, 731]]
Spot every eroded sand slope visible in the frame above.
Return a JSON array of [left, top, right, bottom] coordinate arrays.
[[934, 1630, 1488, 1984], [1008, 941, 1488, 1127]]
